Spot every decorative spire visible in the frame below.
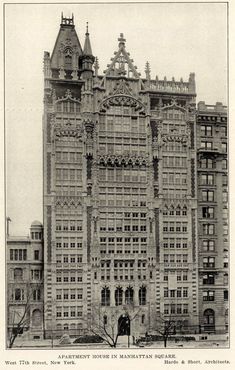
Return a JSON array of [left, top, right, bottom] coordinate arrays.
[[145, 61, 151, 80], [94, 57, 99, 76], [118, 33, 126, 48], [83, 21, 93, 56]]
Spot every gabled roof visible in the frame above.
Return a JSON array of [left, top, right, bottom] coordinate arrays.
[[102, 33, 141, 81]]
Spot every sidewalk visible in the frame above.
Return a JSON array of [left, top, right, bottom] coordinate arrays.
[[10, 337, 229, 349]]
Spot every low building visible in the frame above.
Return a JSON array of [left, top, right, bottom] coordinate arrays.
[[7, 221, 44, 341]]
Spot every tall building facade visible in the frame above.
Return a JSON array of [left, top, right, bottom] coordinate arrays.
[[42, 16, 228, 339], [196, 102, 228, 334]]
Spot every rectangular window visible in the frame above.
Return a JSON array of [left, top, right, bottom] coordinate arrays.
[[201, 125, 212, 136], [203, 273, 215, 285], [221, 126, 227, 137], [223, 192, 228, 202], [222, 143, 227, 153], [183, 304, 188, 314], [203, 224, 215, 235], [201, 141, 213, 149], [202, 190, 214, 202], [203, 257, 215, 268], [201, 174, 214, 185], [203, 291, 215, 301], [202, 207, 214, 218], [202, 240, 215, 251], [201, 158, 214, 169], [222, 159, 227, 170]]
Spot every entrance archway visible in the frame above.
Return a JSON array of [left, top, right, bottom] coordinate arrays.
[[118, 315, 130, 336], [203, 309, 215, 332]]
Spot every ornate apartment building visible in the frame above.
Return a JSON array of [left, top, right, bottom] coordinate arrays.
[[42, 15, 228, 339]]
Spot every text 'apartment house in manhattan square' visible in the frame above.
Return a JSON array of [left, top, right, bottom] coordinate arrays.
[[42, 15, 228, 339]]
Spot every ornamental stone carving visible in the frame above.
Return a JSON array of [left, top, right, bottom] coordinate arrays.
[[54, 120, 82, 139], [55, 196, 83, 208], [98, 154, 147, 167], [161, 133, 188, 145], [100, 95, 145, 113]]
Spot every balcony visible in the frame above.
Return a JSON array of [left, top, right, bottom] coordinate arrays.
[[198, 147, 218, 154]]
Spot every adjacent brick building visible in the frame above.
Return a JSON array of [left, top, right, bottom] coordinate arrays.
[[196, 101, 228, 334], [7, 221, 44, 340]]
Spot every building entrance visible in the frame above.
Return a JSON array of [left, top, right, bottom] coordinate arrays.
[[118, 315, 130, 336]]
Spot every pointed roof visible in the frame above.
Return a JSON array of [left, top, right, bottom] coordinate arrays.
[[50, 14, 83, 69], [102, 33, 141, 80], [83, 22, 93, 56]]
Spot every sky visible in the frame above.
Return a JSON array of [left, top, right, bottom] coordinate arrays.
[[4, 2, 227, 236]]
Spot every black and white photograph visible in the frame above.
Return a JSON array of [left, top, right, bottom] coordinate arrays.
[[2, 0, 231, 365]]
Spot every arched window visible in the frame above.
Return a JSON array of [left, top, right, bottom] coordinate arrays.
[[163, 206, 168, 216], [182, 206, 187, 216], [64, 324, 69, 331], [101, 287, 110, 306], [224, 273, 228, 285], [203, 309, 215, 332], [70, 323, 76, 330], [115, 287, 123, 306], [139, 287, 146, 305], [175, 206, 181, 216], [56, 323, 62, 330], [125, 287, 134, 305]]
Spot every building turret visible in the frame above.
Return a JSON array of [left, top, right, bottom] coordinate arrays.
[[50, 13, 83, 80], [81, 22, 95, 116], [81, 22, 95, 73], [30, 221, 43, 241]]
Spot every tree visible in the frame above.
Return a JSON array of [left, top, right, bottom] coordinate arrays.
[[154, 304, 188, 348], [8, 290, 31, 348], [8, 282, 43, 348], [155, 314, 177, 348], [89, 306, 140, 348]]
